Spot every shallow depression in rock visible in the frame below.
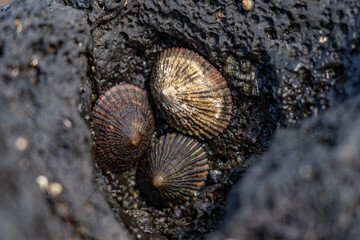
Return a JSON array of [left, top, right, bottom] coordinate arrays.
[[86, 31, 278, 240]]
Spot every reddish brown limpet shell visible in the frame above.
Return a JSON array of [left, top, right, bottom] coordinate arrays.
[[92, 83, 155, 172]]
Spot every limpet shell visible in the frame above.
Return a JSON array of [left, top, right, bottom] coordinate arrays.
[[137, 133, 209, 207], [92, 83, 155, 172], [151, 47, 232, 140]]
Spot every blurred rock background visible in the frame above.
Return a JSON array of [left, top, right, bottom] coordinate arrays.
[[0, 0, 12, 7]]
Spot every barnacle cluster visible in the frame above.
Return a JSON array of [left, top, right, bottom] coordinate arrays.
[[92, 47, 233, 207]]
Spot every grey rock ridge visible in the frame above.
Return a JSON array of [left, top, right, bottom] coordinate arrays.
[[210, 93, 360, 240], [0, 0, 130, 239]]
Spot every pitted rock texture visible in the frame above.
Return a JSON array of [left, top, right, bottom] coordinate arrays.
[[83, 0, 359, 238], [88, 0, 359, 161], [0, 0, 130, 239], [88, 0, 279, 163], [210, 93, 360, 240]]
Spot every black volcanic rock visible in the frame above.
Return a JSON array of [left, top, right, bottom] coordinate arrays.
[[87, 0, 360, 161], [210, 93, 360, 240], [0, 0, 359, 239]]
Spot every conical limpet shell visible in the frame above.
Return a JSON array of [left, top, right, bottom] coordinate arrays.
[[151, 47, 232, 140], [92, 83, 155, 172], [137, 133, 209, 207]]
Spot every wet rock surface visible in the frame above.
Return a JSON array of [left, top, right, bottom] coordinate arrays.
[[210, 93, 360, 240], [85, 0, 359, 238], [88, 0, 280, 161], [0, 0, 359, 239], [87, 0, 360, 159]]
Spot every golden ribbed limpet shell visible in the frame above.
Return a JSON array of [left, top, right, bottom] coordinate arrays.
[[151, 47, 232, 140], [92, 84, 155, 172], [137, 133, 209, 207], [242, 0, 255, 11]]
